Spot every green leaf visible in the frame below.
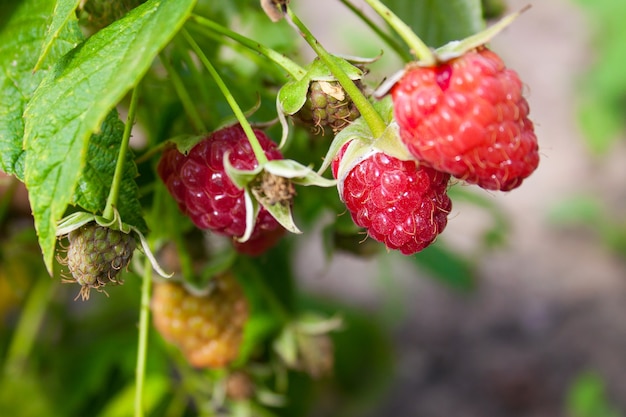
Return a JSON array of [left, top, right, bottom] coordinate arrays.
[[299, 296, 394, 414], [0, 0, 81, 178], [435, 8, 527, 60], [235, 312, 281, 366], [383, 0, 484, 48], [278, 76, 310, 116], [566, 372, 621, 417], [273, 326, 299, 368], [571, 0, 626, 154], [256, 194, 301, 234], [578, 98, 624, 155], [72, 110, 147, 232], [34, 0, 82, 71], [23, 0, 197, 272], [548, 194, 605, 227], [448, 185, 510, 249], [278, 57, 363, 115], [411, 243, 475, 291], [97, 374, 170, 417], [0, 374, 58, 417]]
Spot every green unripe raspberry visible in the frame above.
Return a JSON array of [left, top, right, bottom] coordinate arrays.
[[295, 80, 361, 135], [65, 223, 136, 300]]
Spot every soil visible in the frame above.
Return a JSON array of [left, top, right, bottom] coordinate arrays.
[[295, 0, 626, 415]]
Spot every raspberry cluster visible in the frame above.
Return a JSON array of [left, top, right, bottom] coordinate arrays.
[[330, 46, 539, 255]]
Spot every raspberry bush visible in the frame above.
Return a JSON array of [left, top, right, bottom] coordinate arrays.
[[0, 0, 541, 416]]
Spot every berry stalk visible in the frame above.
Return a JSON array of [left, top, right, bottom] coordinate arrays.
[[337, 0, 413, 62], [361, 0, 436, 64], [285, 6, 387, 138], [103, 87, 140, 221], [182, 29, 269, 166], [134, 255, 153, 417], [190, 14, 307, 80]]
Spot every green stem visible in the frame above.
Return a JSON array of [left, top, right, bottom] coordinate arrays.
[[338, 0, 413, 62], [134, 255, 153, 417], [190, 14, 307, 80], [103, 87, 140, 221], [361, 0, 436, 64], [182, 29, 268, 165], [3, 276, 54, 377], [135, 141, 170, 166], [286, 6, 387, 138], [160, 53, 208, 134]]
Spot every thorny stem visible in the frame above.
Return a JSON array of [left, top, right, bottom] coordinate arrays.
[[190, 14, 307, 80], [160, 53, 208, 134], [182, 29, 269, 166], [338, 0, 413, 62], [103, 87, 140, 221], [361, 0, 436, 65], [134, 254, 153, 417], [285, 6, 387, 138]]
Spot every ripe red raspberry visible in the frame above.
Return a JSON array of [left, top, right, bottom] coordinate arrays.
[[391, 47, 539, 191], [157, 125, 285, 253], [332, 142, 452, 255], [151, 273, 248, 368]]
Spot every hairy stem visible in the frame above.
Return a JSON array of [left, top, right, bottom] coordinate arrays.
[[190, 14, 307, 80], [361, 0, 435, 64], [103, 87, 140, 221], [182, 29, 268, 165], [338, 0, 413, 62], [134, 255, 153, 417]]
